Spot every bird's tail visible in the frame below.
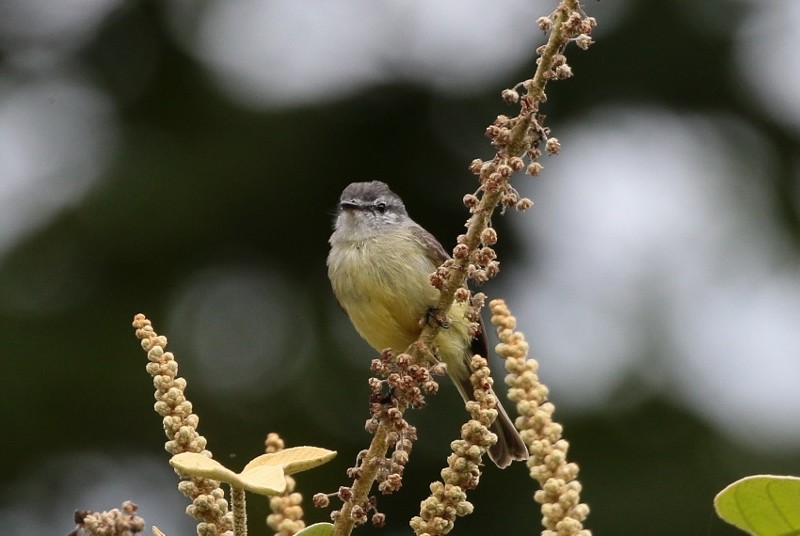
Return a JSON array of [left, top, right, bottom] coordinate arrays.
[[487, 394, 529, 468]]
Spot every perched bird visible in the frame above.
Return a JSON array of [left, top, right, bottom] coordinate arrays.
[[327, 180, 528, 468]]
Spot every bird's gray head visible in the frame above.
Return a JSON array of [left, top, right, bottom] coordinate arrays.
[[331, 181, 410, 241]]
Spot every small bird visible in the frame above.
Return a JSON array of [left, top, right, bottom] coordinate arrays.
[[327, 180, 528, 468]]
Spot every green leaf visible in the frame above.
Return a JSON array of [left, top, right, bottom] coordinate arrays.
[[714, 475, 800, 535], [294, 523, 334, 536]]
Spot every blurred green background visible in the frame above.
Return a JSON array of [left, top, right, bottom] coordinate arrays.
[[1, 1, 799, 535]]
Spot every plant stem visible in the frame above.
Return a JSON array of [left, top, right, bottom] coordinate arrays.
[[332, 420, 392, 536], [330, 1, 587, 534], [231, 486, 247, 536]]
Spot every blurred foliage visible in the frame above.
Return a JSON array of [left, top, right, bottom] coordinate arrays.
[[1, 1, 798, 535]]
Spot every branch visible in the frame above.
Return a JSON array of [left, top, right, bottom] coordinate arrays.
[[331, 1, 596, 534]]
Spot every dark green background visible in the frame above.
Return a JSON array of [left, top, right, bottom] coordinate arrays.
[[1, 1, 797, 535]]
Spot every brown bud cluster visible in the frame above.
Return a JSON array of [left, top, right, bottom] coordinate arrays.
[[466, 260, 499, 285], [349, 504, 368, 525], [501, 88, 520, 104], [484, 114, 518, 153], [462, 193, 479, 211], [516, 197, 534, 211], [537, 15, 554, 31], [312, 493, 331, 508], [509, 156, 525, 171], [345, 347, 448, 529], [546, 137, 561, 155], [372, 512, 386, 527], [454, 287, 471, 303], [453, 244, 470, 259], [429, 259, 455, 291], [473, 246, 497, 266], [530, 7, 596, 103], [555, 63, 573, 79], [480, 227, 497, 246], [527, 161, 544, 176], [575, 34, 594, 50]]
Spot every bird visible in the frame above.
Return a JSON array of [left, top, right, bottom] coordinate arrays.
[[327, 180, 528, 468]]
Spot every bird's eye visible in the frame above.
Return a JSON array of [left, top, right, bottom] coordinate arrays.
[[375, 202, 387, 213]]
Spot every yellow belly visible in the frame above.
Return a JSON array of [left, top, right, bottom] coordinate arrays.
[[328, 231, 435, 349], [328, 229, 472, 380]]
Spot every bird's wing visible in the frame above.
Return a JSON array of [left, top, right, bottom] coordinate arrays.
[[410, 224, 490, 357], [409, 224, 450, 265]]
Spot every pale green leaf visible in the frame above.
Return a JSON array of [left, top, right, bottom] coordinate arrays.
[[294, 522, 335, 536], [242, 446, 337, 475], [235, 463, 287, 495], [715, 475, 800, 536], [168, 452, 287, 495], [169, 447, 335, 497], [169, 452, 239, 484]]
